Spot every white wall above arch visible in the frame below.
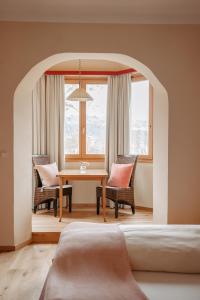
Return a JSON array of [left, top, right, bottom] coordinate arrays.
[[14, 52, 168, 245]]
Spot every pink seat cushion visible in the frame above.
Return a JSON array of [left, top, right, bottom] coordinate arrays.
[[107, 163, 133, 188], [36, 162, 59, 187]]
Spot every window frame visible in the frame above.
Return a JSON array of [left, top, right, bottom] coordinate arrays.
[[131, 75, 153, 163], [64, 76, 153, 163], [65, 77, 107, 162]]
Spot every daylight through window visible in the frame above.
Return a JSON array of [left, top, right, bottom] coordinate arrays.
[[64, 80, 107, 161], [64, 78, 152, 162]]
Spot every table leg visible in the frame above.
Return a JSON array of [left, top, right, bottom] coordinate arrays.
[[102, 177, 107, 222], [101, 178, 103, 208], [59, 177, 63, 222]]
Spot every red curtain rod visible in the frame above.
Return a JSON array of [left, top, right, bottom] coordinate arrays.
[[45, 68, 136, 76]]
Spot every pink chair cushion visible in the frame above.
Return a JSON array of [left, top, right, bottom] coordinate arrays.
[[36, 162, 59, 187], [107, 163, 133, 188]]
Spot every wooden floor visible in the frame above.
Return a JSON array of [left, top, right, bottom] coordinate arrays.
[[32, 206, 153, 242], [32, 206, 153, 232], [0, 244, 56, 300]]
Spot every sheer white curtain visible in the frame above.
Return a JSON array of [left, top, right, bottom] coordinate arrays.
[[46, 75, 65, 170], [32, 75, 65, 170], [32, 75, 46, 155], [105, 73, 131, 172]]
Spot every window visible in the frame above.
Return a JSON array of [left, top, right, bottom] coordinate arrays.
[[65, 79, 107, 161], [86, 84, 107, 154], [129, 79, 153, 161], [64, 84, 79, 154], [64, 77, 152, 162]]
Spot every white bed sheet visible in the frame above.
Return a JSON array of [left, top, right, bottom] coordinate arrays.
[[133, 271, 200, 300], [119, 225, 200, 300]]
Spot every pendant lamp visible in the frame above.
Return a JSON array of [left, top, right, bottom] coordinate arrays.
[[67, 60, 93, 102]]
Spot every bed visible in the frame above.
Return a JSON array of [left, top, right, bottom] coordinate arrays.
[[121, 224, 200, 300], [41, 223, 200, 300], [134, 271, 200, 300]]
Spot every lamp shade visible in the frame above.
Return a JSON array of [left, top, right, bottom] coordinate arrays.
[[67, 87, 93, 102]]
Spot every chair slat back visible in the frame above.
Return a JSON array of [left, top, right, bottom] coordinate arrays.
[[32, 155, 50, 166], [116, 155, 138, 188], [32, 155, 50, 187]]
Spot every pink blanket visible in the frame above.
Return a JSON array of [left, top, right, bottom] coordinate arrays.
[[40, 222, 147, 300]]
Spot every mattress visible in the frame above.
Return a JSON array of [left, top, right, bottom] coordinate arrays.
[[120, 224, 200, 273]]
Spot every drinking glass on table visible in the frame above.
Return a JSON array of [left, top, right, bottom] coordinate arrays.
[[80, 162, 89, 173]]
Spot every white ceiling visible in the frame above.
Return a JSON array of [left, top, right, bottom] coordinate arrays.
[[0, 0, 200, 24], [49, 60, 131, 72]]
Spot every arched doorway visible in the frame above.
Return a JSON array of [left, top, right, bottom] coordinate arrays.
[[14, 53, 168, 245]]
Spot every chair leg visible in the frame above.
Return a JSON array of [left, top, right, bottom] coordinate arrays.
[[115, 201, 118, 218], [69, 193, 72, 213], [131, 205, 135, 214], [97, 197, 100, 215], [53, 199, 57, 217], [66, 195, 69, 208], [33, 205, 37, 214], [47, 200, 51, 210]]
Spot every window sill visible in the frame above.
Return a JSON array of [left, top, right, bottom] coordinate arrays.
[[138, 158, 153, 164], [138, 155, 153, 164], [65, 155, 105, 163], [65, 155, 152, 164]]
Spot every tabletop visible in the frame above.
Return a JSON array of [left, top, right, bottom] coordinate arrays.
[[57, 169, 108, 178]]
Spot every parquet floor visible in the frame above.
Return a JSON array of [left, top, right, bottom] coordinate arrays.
[[32, 206, 153, 233], [0, 244, 56, 300]]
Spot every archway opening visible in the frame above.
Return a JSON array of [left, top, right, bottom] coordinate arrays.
[[14, 53, 168, 245]]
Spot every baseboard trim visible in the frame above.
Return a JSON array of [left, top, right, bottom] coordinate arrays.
[[73, 203, 153, 212], [15, 238, 32, 250], [135, 206, 153, 212], [0, 245, 15, 252], [0, 238, 32, 252], [73, 203, 96, 208]]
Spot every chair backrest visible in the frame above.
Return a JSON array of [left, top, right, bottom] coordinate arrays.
[[116, 155, 138, 188], [32, 155, 50, 187]]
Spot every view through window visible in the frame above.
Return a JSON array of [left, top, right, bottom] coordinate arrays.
[[64, 81, 107, 158], [130, 80, 150, 156], [86, 84, 107, 154], [64, 84, 79, 154], [65, 78, 152, 161]]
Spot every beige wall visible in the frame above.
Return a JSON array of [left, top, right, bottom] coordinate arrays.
[[13, 51, 166, 246], [0, 22, 200, 246], [135, 163, 153, 208], [66, 162, 153, 208]]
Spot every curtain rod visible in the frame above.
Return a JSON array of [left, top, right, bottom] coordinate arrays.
[[45, 68, 136, 76]]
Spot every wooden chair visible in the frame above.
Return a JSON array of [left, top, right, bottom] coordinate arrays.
[[96, 155, 138, 218], [32, 155, 72, 217]]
